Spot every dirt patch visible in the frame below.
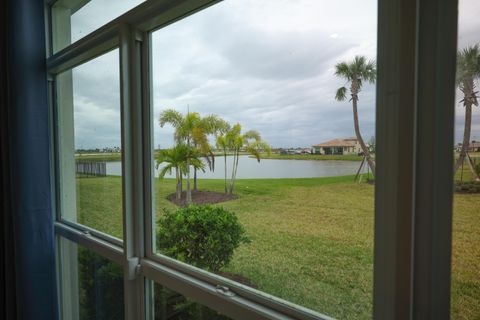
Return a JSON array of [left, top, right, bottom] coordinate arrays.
[[217, 271, 258, 289], [167, 190, 237, 206]]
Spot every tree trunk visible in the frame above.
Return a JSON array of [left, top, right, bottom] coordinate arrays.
[[224, 150, 228, 194], [453, 93, 480, 180], [193, 167, 197, 191], [175, 169, 181, 200], [454, 102, 472, 172], [186, 138, 192, 204], [230, 150, 240, 194], [351, 91, 376, 176], [229, 150, 237, 194]]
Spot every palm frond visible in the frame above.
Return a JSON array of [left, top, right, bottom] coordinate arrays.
[[158, 164, 174, 179], [159, 109, 183, 128], [335, 86, 347, 101], [243, 130, 261, 141], [245, 141, 271, 162], [456, 44, 480, 86], [334, 62, 353, 80]]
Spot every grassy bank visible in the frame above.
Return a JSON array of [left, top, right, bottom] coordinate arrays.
[[259, 153, 363, 161], [75, 153, 122, 162], [75, 176, 479, 319]]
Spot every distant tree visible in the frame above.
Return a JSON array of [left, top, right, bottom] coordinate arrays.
[[193, 115, 229, 191], [227, 124, 271, 194], [453, 44, 480, 181], [215, 122, 232, 194], [159, 110, 213, 204], [334, 56, 376, 175], [155, 144, 205, 200]]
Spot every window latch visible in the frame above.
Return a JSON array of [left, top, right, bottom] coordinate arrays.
[[215, 285, 236, 297], [127, 257, 140, 280]]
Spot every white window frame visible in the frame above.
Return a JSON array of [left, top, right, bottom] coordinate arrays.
[[46, 0, 458, 319]]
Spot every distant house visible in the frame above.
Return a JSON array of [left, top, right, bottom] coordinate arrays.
[[312, 137, 362, 155], [470, 141, 480, 152], [455, 141, 480, 152]]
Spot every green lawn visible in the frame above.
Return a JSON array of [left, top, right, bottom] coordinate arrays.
[[76, 175, 479, 320]]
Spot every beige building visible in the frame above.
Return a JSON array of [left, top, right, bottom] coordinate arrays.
[[312, 137, 362, 155]]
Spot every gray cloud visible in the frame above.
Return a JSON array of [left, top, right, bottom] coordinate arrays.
[[69, 0, 478, 149]]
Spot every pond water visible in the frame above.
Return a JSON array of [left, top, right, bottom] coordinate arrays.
[[106, 155, 368, 179]]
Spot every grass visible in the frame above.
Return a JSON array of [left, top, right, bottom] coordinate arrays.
[[75, 175, 479, 319], [259, 153, 363, 161], [75, 153, 122, 162]]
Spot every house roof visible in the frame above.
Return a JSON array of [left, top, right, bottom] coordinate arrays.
[[312, 138, 358, 148]]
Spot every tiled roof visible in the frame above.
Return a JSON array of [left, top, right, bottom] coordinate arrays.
[[313, 138, 358, 148]]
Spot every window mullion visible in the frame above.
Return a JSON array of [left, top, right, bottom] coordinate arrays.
[[412, 0, 457, 318], [374, 0, 417, 317], [120, 23, 146, 320]]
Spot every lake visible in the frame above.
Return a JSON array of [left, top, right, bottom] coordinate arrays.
[[105, 155, 368, 179]]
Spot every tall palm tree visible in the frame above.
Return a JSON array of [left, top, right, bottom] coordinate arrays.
[[155, 144, 205, 200], [334, 56, 376, 175], [159, 109, 212, 203], [453, 44, 480, 181], [227, 123, 271, 194]]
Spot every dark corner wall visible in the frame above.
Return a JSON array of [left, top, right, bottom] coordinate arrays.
[[2, 0, 58, 319], [0, 0, 16, 319]]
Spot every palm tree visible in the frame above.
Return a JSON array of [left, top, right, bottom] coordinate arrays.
[[155, 144, 205, 200], [215, 122, 232, 194], [453, 44, 480, 181], [192, 114, 229, 191], [334, 55, 376, 175], [227, 123, 271, 194], [159, 109, 212, 203]]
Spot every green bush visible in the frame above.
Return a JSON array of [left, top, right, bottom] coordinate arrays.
[[475, 162, 480, 175], [454, 181, 480, 193], [156, 205, 249, 272], [78, 247, 124, 320]]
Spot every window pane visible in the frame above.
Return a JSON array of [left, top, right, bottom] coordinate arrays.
[[57, 237, 124, 320], [57, 49, 124, 240], [148, 280, 232, 320], [452, 0, 480, 318], [51, 0, 144, 53], [151, 1, 377, 318]]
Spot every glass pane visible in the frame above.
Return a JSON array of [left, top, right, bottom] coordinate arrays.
[[57, 49, 124, 240], [452, 0, 480, 318], [57, 237, 124, 320], [51, 0, 144, 53], [148, 280, 232, 320], [151, 1, 377, 318]]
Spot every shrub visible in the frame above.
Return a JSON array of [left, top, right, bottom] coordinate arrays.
[[454, 181, 480, 193], [156, 205, 249, 272], [78, 247, 124, 320]]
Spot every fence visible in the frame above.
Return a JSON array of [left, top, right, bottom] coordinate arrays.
[[76, 161, 107, 177]]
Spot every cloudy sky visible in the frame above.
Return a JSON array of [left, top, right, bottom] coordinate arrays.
[[70, 0, 479, 149]]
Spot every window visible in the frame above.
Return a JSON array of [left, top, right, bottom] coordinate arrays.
[[47, 0, 469, 319], [56, 48, 124, 240]]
